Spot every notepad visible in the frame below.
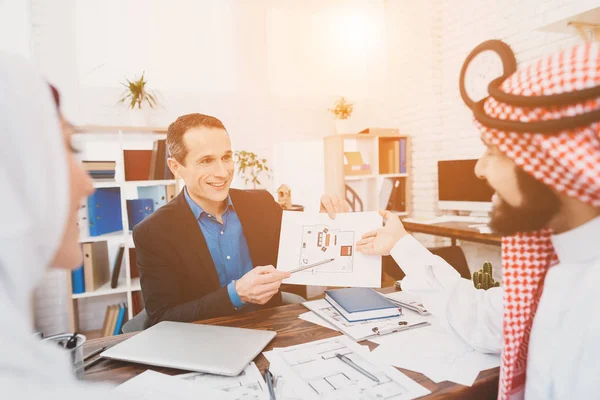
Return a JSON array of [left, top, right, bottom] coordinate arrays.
[[325, 287, 400, 322]]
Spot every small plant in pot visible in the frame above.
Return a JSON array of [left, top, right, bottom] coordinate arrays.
[[329, 96, 354, 134], [119, 72, 157, 126]]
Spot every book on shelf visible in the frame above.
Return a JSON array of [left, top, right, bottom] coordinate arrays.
[[82, 241, 110, 292], [82, 160, 116, 181], [149, 139, 174, 180], [110, 246, 125, 289], [131, 291, 145, 316], [87, 187, 123, 236], [399, 138, 407, 173], [129, 248, 140, 279], [113, 303, 127, 335]]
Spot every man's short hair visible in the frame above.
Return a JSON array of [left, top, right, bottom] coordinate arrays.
[[167, 113, 227, 164]]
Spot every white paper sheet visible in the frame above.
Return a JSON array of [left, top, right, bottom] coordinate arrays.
[[277, 211, 382, 287], [302, 299, 431, 341], [370, 323, 501, 387], [178, 362, 268, 400], [263, 336, 430, 400], [114, 370, 230, 399], [298, 311, 339, 331]]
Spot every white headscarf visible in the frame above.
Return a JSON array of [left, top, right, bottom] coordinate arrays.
[[0, 52, 112, 398]]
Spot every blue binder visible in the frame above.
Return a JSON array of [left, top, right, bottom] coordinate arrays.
[[399, 138, 407, 173], [137, 186, 167, 211], [71, 265, 85, 294], [127, 198, 154, 230], [87, 188, 123, 236]]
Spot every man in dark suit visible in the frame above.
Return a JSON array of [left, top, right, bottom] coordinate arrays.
[[134, 113, 346, 325]]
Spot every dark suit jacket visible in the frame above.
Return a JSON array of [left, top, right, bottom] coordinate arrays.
[[133, 189, 283, 325]]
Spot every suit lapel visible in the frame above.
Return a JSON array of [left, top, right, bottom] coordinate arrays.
[[172, 191, 220, 287]]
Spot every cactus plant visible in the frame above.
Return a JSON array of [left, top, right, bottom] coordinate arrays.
[[472, 261, 500, 290]]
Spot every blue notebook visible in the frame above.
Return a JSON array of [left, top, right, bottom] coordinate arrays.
[[325, 287, 400, 322]]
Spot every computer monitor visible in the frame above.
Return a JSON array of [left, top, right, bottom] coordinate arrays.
[[437, 159, 494, 213]]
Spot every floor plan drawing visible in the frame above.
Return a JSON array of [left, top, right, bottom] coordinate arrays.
[[277, 212, 382, 287], [298, 225, 354, 274], [264, 336, 431, 400]]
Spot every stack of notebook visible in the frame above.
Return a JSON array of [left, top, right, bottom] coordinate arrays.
[[82, 161, 116, 181], [325, 287, 400, 322]]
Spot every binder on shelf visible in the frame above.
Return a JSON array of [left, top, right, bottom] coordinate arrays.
[[137, 186, 168, 210], [129, 248, 140, 278], [82, 241, 110, 292], [127, 199, 154, 230], [71, 265, 85, 294], [113, 303, 127, 335], [101, 305, 113, 336], [380, 177, 406, 212], [399, 138, 407, 173], [110, 246, 125, 289], [87, 188, 123, 236], [124, 150, 152, 181]]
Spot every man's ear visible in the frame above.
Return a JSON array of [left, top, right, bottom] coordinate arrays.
[[167, 158, 181, 179]]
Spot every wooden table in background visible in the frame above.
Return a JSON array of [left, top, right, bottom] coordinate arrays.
[[83, 288, 499, 399], [403, 220, 502, 247]]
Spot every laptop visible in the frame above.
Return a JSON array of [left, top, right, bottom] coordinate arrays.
[[101, 321, 276, 376]]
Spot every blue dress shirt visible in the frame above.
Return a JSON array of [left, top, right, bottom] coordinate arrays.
[[184, 187, 253, 309]]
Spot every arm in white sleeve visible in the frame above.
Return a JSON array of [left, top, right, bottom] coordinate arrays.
[[390, 235, 503, 354]]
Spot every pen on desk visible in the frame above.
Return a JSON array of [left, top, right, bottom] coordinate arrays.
[[84, 346, 106, 362], [335, 353, 380, 383], [372, 321, 430, 336], [289, 258, 335, 274], [84, 354, 107, 370], [264, 368, 277, 400]]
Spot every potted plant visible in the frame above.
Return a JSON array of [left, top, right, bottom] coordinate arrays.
[[329, 96, 354, 134], [119, 72, 157, 126], [234, 150, 271, 189]]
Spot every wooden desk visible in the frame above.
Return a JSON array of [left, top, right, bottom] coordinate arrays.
[[403, 220, 502, 246], [83, 289, 499, 399]]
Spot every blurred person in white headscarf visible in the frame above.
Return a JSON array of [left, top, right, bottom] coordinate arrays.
[[0, 52, 231, 400]]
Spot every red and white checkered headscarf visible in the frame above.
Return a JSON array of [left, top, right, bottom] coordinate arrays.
[[475, 43, 600, 400]]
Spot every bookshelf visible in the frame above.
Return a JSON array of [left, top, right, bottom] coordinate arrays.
[[66, 126, 182, 335], [323, 132, 411, 217]]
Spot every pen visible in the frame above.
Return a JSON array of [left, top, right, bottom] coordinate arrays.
[[335, 353, 380, 383], [83, 355, 106, 371], [372, 321, 431, 336], [265, 368, 277, 400], [289, 258, 335, 274], [84, 346, 106, 362]]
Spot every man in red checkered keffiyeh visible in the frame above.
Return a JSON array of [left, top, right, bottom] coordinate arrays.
[[356, 42, 600, 399]]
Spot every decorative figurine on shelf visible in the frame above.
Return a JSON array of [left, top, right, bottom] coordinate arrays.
[[277, 184, 293, 210], [472, 261, 500, 290]]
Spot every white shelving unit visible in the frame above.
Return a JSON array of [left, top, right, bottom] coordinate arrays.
[[324, 133, 412, 215], [66, 126, 181, 334]]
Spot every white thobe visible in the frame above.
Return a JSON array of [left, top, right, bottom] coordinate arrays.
[[390, 216, 600, 399]]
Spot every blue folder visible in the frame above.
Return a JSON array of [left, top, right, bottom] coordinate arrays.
[[71, 265, 85, 294], [127, 198, 154, 230], [87, 188, 123, 236]]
